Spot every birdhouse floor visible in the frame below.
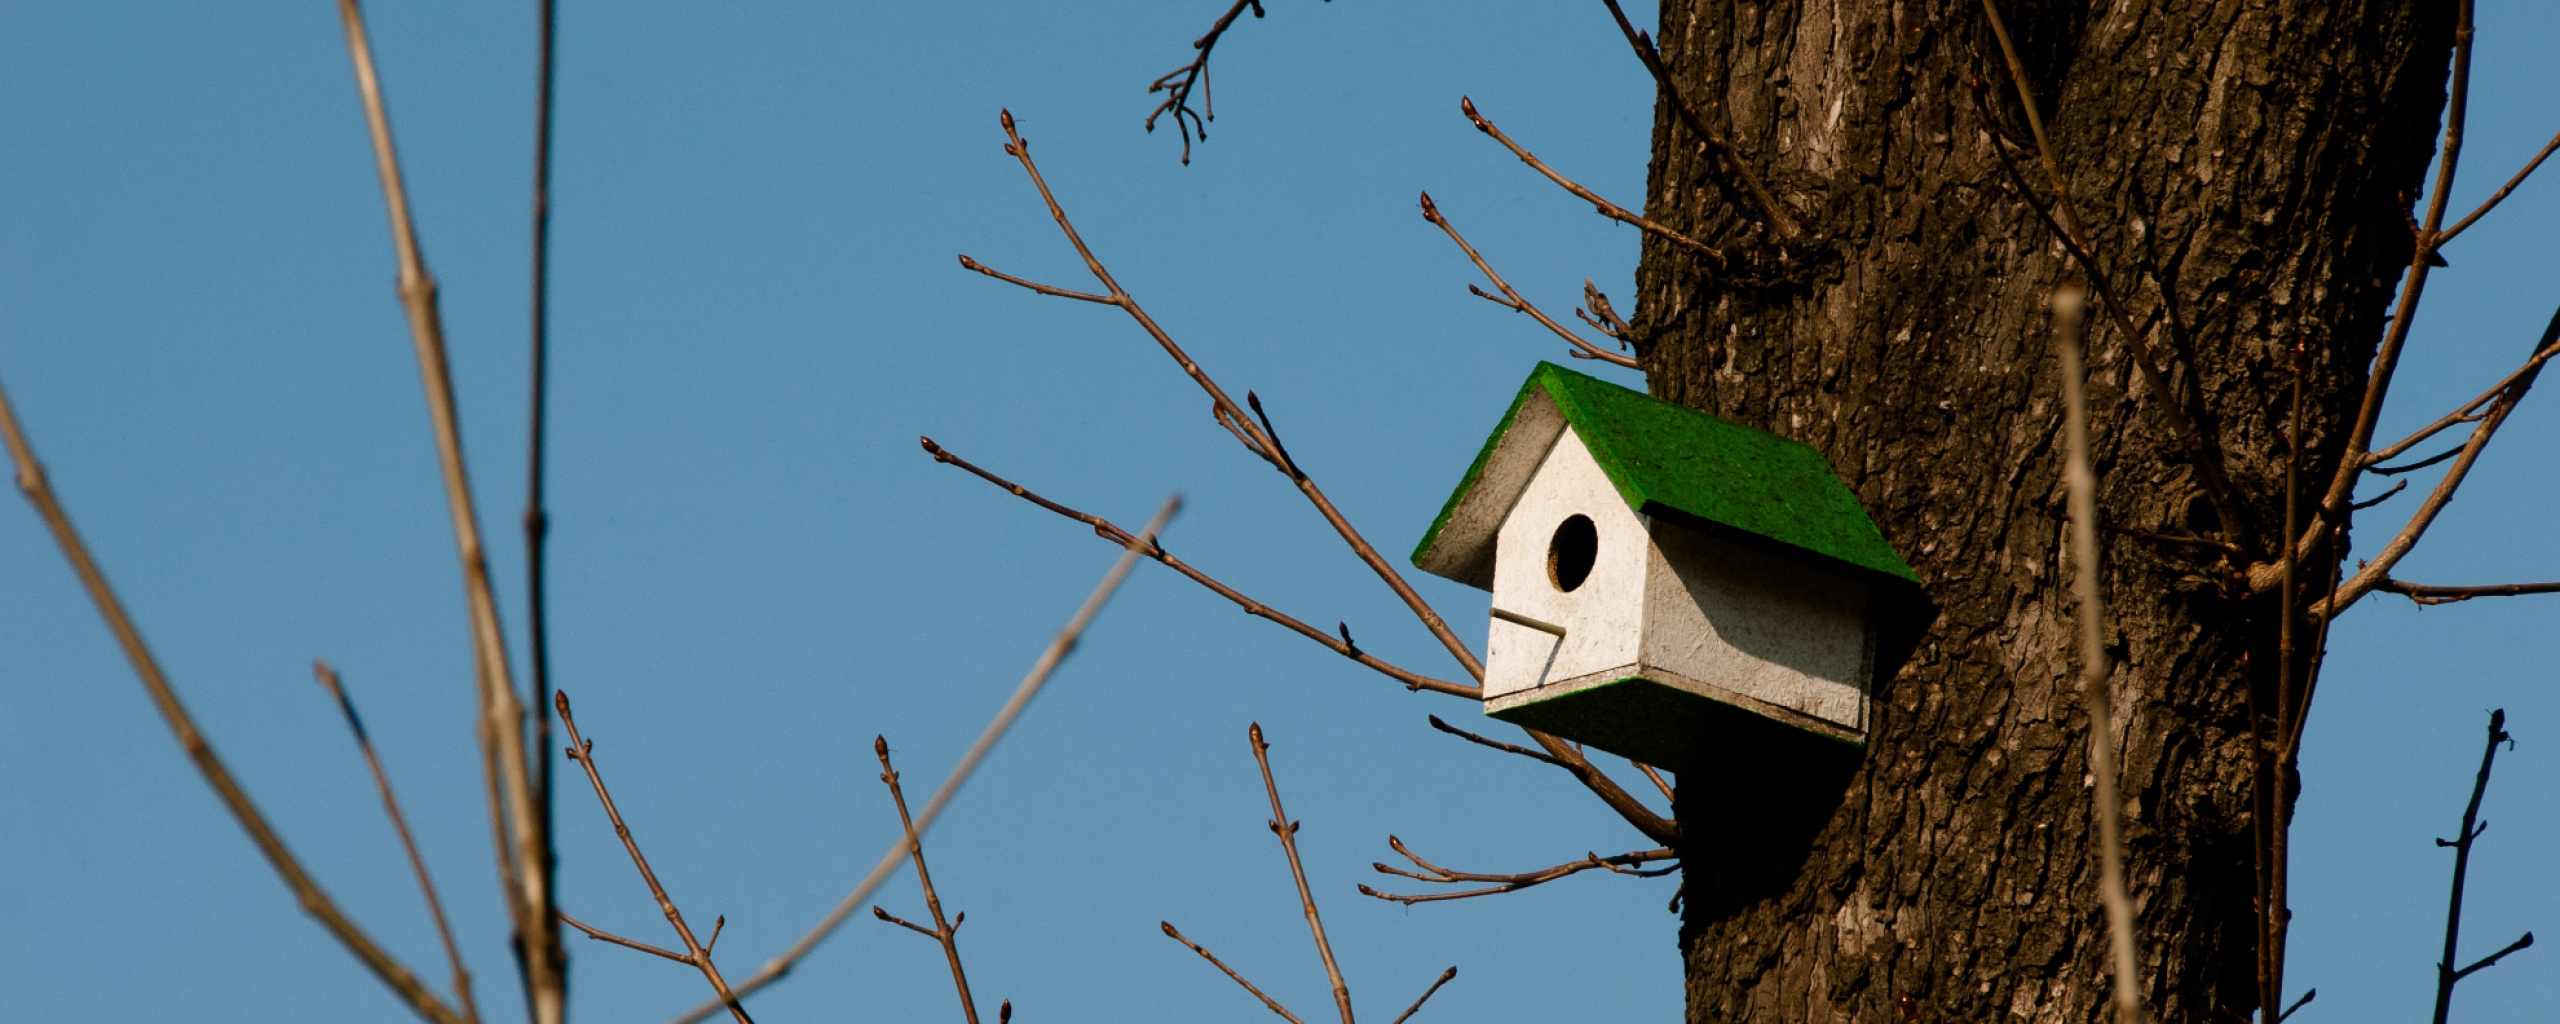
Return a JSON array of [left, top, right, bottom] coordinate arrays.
[[1485, 665, 1863, 770]]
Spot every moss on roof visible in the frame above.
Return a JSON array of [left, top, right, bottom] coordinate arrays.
[[1413, 362, 1916, 584]]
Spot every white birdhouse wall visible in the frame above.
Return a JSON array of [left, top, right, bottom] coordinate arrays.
[[1642, 525, 1873, 732], [1485, 425, 1649, 700]]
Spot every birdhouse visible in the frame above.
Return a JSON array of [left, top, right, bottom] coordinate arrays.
[[1411, 363, 1930, 768]]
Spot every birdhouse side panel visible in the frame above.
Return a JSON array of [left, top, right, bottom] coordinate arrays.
[[1483, 426, 1648, 701], [1640, 524, 1873, 732]]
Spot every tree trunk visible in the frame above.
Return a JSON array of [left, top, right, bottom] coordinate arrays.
[[1630, 3, 2459, 1022]]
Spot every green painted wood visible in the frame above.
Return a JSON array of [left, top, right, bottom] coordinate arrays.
[[1413, 362, 1916, 584]]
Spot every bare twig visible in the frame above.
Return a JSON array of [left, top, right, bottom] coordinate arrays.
[[660, 496, 1178, 1024], [1161, 921, 1311, 1024], [1973, 3, 2247, 551], [330, 6, 563, 1017], [560, 909, 691, 964], [1632, 762, 1676, 805], [2050, 284, 2147, 1024], [0, 378, 468, 1024], [1460, 96, 1722, 262], [315, 662, 481, 1022], [2437, 125, 2560, 246], [873, 736, 986, 1024], [557, 691, 757, 1024], [922, 439, 1474, 697], [1361, 836, 1675, 905], [2431, 710, 2533, 1024], [2376, 577, 2560, 605], [1252, 724, 1356, 1024], [1387, 967, 1458, 1024], [1418, 192, 1640, 368], [2365, 338, 2560, 465], [1598, 0, 1804, 242], [1425, 714, 1563, 767], [1145, 0, 1265, 165]]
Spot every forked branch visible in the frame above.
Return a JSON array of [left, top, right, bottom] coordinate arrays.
[[1460, 96, 1722, 263], [873, 736, 991, 1024], [1145, 0, 1267, 165], [557, 691, 757, 1024], [1360, 836, 1675, 905], [2430, 710, 2535, 1024], [1418, 192, 1640, 368], [2376, 577, 2560, 605], [0, 377, 468, 1024]]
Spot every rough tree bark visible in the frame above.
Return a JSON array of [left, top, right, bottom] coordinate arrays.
[[1628, 3, 2459, 1022]]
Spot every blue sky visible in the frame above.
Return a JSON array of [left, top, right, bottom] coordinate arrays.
[[1, 2, 2552, 1022]]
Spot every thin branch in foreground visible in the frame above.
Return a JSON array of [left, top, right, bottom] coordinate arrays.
[[921, 438, 1474, 698], [521, 0, 564, 992], [1597, 0, 1804, 243], [556, 691, 756, 1024], [873, 736, 988, 1024], [2365, 338, 2560, 465], [2050, 284, 2148, 1024], [2430, 710, 2534, 1024], [1460, 96, 1722, 263], [330, 5, 562, 1016], [1418, 192, 1639, 368], [1145, 0, 1265, 164], [2376, 577, 2560, 605], [559, 909, 690, 964], [1161, 921, 1312, 1024], [315, 662, 481, 1023], [0, 377, 468, 1024], [2437, 124, 2560, 245], [1360, 836, 1675, 905], [659, 496, 1179, 1024]]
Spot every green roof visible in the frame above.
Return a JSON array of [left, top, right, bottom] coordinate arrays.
[[1411, 362, 1916, 589]]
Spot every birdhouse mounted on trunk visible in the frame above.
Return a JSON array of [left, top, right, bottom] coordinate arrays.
[[1412, 363, 1931, 768]]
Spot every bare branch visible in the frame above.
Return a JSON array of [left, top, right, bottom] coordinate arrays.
[[2366, 338, 2560, 465], [315, 662, 482, 1022], [2431, 710, 2525, 1024], [957, 255, 1119, 305], [1360, 836, 1676, 905], [1426, 714, 1563, 767], [557, 691, 757, 1024], [978, 110, 1491, 683], [1597, 0, 1804, 242], [1418, 192, 1639, 368], [1161, 921, 1311, 1024], [661, 497, 1179, 1024], [0, 377, 468, 1024], [922, 438, 1475, 697], [1460, 96, 1721, 262], [560, 909, 691, 964], [2377, 577, 2560, 606], [1632, 761, 1676, 805], [522, 0, 563, 997], [2049, 284, 2147, 1024], [1144, 0, 1266, 165], [1250, 724, 1355, 1024], [1388, 967, 1458, 1024], [2438, 125, 2560, 246], [330, 6, 562, 1015], [874, 736, 985, 1024]]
